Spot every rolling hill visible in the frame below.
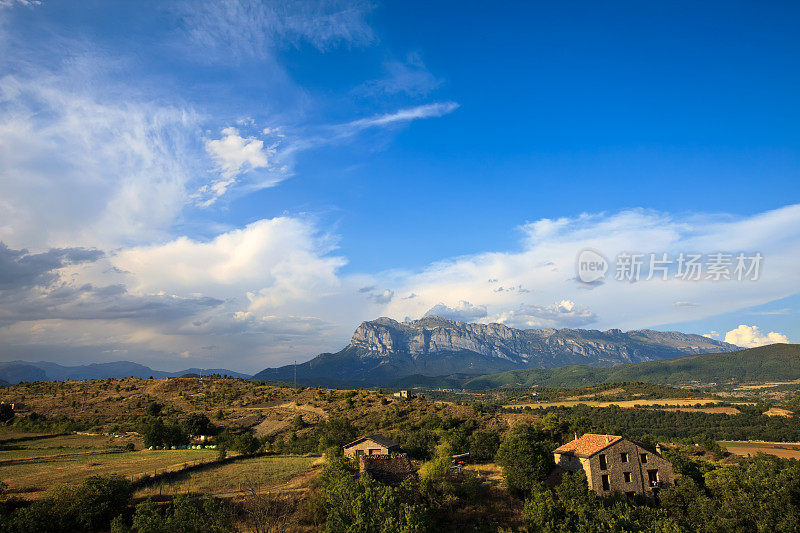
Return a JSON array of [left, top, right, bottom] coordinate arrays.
[[463, 343, 800, 389], [0, 361, 251, 384]]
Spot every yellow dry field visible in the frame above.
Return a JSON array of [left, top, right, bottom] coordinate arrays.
[[504, 398, 741, 409], [764, 407, 794, 417], [1, 448, 218, 499], [721, 441, 800, 460], [135, 455, 319, 497], [735, 380, 800, 390], [656, 406, 741, 415]]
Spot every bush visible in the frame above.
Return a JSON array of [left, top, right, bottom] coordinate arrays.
[[145, 402, 163, 417], [131, 495, 234, 533], [319, 457, 428, 532], [8, 475, 134, 532]]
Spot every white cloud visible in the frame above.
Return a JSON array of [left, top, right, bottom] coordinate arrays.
[[381, 205, 800, 334], [345, 102, 459, 130], [424, 301, 488, 323], [724, 325, 789, 348], [0, 74, 202, 249], [114, 217, 345, 306], [493, 299, 597, 329], [358, 52, 442, 97], [0, 0, 40, 9], [199, 127, 282, 206], [178, 0, 374, 63]]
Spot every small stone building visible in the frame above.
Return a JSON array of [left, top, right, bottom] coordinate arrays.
[[553, 434, 674, 498], [343, 434, 401, 461], [358, 453, 416, 485]]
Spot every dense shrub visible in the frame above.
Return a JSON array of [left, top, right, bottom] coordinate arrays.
[[319, 457, 428, 532], [130, 495, 234, 533], [6, 475, 133, 532]]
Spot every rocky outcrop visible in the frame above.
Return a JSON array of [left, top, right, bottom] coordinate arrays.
[[254, 316, 739, 386], [348, 316, 737, 367]]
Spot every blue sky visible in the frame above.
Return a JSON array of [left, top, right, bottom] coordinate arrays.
[[0, 0, 798, 372]]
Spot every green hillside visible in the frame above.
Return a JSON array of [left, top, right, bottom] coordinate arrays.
[[463, 343, 800, 389]]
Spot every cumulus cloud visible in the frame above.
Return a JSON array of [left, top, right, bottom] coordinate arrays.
[[114, 217, 346, 307], [0, 242, 222, 327], [424, 301, 488, 322], [724, 325, 789, 348], [382, 205, 800, 334], [493, 300, 597, 329], [0, 243, 103, 290]]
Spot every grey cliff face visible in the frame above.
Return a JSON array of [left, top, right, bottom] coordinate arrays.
[[349, 316, 739, 367]]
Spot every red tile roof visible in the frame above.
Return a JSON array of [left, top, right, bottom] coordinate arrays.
[[554, 434, 622, 457]]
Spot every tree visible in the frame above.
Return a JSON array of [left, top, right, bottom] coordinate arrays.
[[0, 403, 14, 423], [181, 413, 213, 437], [468, 430, 500, 462], [495, 425, 555, 495]]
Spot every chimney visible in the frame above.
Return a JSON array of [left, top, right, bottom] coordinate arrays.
[[655, 444, 662, 455], [606, 436, 611, 443]]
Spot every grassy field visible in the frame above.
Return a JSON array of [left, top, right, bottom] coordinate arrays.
[[0, 433, 139, 462], [135, 455, 319, 497], [0, 448, 219, 498], [721, 441, 800, 460]]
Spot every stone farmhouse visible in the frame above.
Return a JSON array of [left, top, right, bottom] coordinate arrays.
[[553, 434, 674, 498], [343, 434, 402, 461], [343, 434, 415, 486]]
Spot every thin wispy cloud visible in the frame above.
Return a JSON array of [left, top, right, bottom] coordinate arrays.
[[344, 102, 460, 129]]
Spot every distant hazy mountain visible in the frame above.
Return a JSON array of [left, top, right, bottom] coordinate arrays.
[[463, 343, 800, 389], [0, 360, 251, 384], [254, 316, 738, 387]]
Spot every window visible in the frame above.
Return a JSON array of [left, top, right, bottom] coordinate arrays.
[[640, 453, 648, 464], [648, 469, 659, 486], [368, 448, 382, 455], [601, 474, 610, 491], [625, 491, 635, 499], [624, 472, 632, 483], [599, 454, 608, 470], [621, 452, 629, 463]]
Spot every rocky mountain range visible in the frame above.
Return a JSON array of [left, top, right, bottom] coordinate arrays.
[[254, 316, 738, 386]]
